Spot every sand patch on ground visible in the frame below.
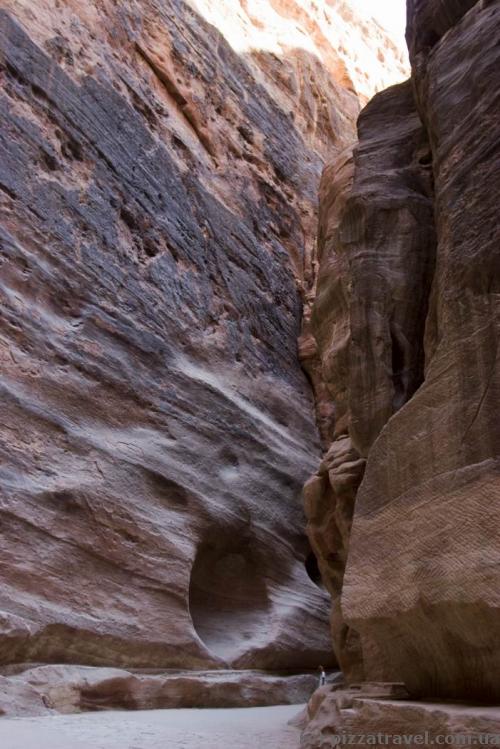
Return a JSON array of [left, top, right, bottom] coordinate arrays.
[[0, 703, 303, 749]]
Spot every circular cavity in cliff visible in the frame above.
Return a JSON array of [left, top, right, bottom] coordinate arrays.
[[189, 536, 270, 662]]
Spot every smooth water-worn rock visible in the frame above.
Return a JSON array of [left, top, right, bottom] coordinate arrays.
[[0, 0, 405, 706], [305, 0, 500, 717], [0, 664, 327, 715]]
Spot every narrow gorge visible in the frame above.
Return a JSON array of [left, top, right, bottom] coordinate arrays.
[[0, 0, 499, 746], [0, 0, 405, 717]]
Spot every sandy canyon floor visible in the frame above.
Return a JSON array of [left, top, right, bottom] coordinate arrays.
[[0, 704, 303, 749]]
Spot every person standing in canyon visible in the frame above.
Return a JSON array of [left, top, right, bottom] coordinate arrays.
[[318, 666, 327, 687]]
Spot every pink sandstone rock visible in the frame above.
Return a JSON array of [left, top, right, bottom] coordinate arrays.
[[0, 0, 405, 711], [304, 0, 500, 721]]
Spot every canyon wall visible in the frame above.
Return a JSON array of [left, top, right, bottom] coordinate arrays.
[[0, 0, 405, 712], [304, 0, 500, 723]]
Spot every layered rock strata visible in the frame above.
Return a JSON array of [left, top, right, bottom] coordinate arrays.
[[0, 665, 330, 716], [303, 77, 436, 683], [0, 0, 405, 706], [301, 684, 500, 749], [304, 0, 500, 711]]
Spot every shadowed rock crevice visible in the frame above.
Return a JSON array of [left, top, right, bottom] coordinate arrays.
[[304, 550, 324, 590]]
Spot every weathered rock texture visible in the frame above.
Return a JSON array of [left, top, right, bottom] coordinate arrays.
[[303, 76, 436, 683], [0, 674, 49, 717], [301, 684, 500, 749], [0, 664, 328, 716], [0, 0, 405, 707], [304, 0, 500, 712]]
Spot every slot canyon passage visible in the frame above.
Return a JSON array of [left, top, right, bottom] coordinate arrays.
[[0, 0, 499, 748]]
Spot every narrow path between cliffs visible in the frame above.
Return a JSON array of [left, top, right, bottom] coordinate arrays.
[[0, 704, 303, 749]]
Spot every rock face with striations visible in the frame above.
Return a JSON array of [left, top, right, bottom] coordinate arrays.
[[0, 0, 405, 713], [304, 0, 500, 727]]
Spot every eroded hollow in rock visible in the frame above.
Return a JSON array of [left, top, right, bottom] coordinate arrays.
[[189, 537, 271, 662], [305, 550, 325, 590]]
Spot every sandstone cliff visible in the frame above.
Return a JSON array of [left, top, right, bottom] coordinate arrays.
[[304, 0, 500, 723], [0, 0, 405, 714]]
